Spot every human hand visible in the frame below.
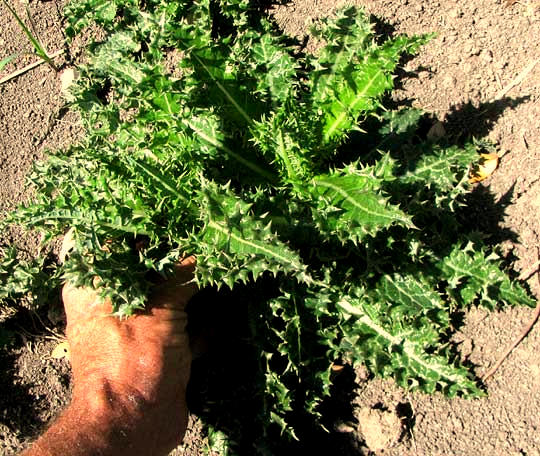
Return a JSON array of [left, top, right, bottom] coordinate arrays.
[[60, 256, 197, 455]]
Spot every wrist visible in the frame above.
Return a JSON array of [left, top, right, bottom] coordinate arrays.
[[23, 380, 149, 456]]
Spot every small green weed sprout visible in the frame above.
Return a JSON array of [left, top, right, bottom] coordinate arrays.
[[0, 53, 18, 71], [1, 0, 59, 71]]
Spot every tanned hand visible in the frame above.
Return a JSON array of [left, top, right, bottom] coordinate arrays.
[[22, 256, 197, 456]]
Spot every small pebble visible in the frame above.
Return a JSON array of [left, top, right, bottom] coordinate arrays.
[[480, 49, 493, 63]]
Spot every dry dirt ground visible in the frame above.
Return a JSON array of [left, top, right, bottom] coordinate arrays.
[[1, 0, 539, 455]]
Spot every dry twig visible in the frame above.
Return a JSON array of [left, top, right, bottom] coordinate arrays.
[[0, 49, 63, 85], [491, 57, 540, 102], [519, 259, 540, 281], [482, 255, 540, 382]]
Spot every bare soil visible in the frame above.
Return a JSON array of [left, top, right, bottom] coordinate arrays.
[[1, 0, 539, 455]]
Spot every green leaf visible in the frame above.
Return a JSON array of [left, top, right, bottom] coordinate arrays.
[[248, 31, 298, 103], [402, 142, 478, 193], [205, 425, 232, 455], [65, 0, 120, 36], [250, 109, 314, 184], [310, 164, 413, 243], [337, 287, 484, 397], [378, 108, 424, 136], [309, 7, 429, 145], [194, 180, 311, 288], [94, 0, 117, 22], [183, 114, 277, 183], [0, 247, 60, 306], [436, 242, 536, 309], [90, 30, 145, 85], [0, 53, 17, 72], [375, 273, 450, 328]]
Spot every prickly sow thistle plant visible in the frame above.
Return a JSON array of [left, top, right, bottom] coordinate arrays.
[[1, 0, 535, 443]]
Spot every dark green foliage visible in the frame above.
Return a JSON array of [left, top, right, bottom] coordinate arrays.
[[0, 0, 535, 449], [0, 247, 60, 307]]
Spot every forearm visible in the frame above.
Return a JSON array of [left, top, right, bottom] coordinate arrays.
[[22, 382, 150, 456]]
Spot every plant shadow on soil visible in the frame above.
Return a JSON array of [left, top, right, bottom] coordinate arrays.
[[358, 10, 529, 253], [186, 285, 365, 455], [386, 93, 528, 251], [338, 94, 526, 250]]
